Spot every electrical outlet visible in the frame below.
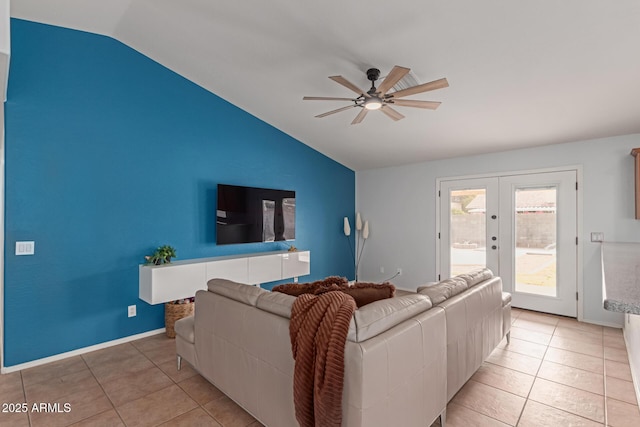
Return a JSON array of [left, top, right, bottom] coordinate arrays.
[[128, 305, 136, 318], [293, 277, 298, 283], [396, 268, 402, 276]]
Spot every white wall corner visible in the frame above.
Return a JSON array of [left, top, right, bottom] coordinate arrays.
[[0, 0, 10, 102]]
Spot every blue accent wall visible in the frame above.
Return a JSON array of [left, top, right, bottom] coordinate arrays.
[[4, 19, 355, 366]]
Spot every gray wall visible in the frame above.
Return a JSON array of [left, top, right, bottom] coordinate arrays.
[[356, 133, 640, 326]]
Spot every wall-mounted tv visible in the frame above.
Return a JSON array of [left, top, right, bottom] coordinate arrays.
[[216, 184, 296, 245]]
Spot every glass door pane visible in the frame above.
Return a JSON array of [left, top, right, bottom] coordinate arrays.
[[514, 187, 557, 297], [450, 189, 487, 275]]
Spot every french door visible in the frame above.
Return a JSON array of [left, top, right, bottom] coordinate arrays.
[[439, 170, 578, 317]]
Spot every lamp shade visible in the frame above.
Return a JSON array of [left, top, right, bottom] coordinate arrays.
[[363, 221, 369, 239], [343, 217, 351, 236], [356, 212, 362, 231]]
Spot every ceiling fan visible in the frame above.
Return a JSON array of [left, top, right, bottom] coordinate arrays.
[[303, 66, 449, 124]]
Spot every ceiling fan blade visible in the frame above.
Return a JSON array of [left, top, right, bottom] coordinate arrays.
[[303, 96, 357, 101], [376, 65, 411, 95], [315, 104, 357, 118], [351, 108, 369, 125], [388, 78, 449, 99], [380, 105, 405, 121], [329, 75, 370, 97], [391, 99, 442, 110]]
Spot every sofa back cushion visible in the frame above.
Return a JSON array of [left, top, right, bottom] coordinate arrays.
[[348, 294, 432, 342], [256, 291, 296, 319], [417, 277, 468, 305], [458, 268, 493, 287], [207, 278, 265, 306]]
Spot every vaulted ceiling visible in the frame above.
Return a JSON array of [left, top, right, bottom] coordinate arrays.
[[10, 1, 640, 170]]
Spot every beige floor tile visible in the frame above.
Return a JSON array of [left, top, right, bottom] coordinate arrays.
[[471, 362, 535, 397], [529, 378, 605, 423], [512, 318, 557, 335], [543, 347, 604, 375], [69, 409, 125, 426], [553, 327, 603, 346], [101, 366, 174, 407], [451, 379, 525, 425], [178, 375, 225, 405], [604, 347, 630, 364], [116, 384, 198, 427], [89, 352, 155, 384], [139, 340, 177, 366], [537, 360, 604, 395], [603, 326, 624, 337], [518, 400, 603, 427], [606, 377, 638, 405], [604, 333, 627, 349], [486, 348, 542, 376], [82, 343, 142, 368], [497, 337, 548, 359], [157, 359, 199, 383], [557, 319, 604, 335], [24, 368, 99, 402], [0, 371, 25, 402], [549, 335, 603, 358], [130, 333, 172, 353], [21, 356, 89, 387], [517, 311, 560, 326], [247, 421, 265, 427], [203, 395, 258, 427], [442, 402, 509, 427], [606, 398, 640, 427], [0, 411, 29, 427], [509, 326, 552, 346], [159, 407, 223, 427], [605, 359, 633, 382], [29, 382, 113, 427]]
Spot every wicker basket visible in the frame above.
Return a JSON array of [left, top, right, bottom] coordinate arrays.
[[165, 301, 194, 338]]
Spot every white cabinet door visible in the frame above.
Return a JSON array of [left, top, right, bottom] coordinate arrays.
[[139, 263, 206, 305], [206, 258, 249, 284], [248, 254, 282, 284], [282, 251, 311, 278]]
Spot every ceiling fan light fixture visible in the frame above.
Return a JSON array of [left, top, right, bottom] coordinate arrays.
[[364, 97, 383, 110]]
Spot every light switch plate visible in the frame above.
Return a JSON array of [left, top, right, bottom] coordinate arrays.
[[16, 241, 35, 255]]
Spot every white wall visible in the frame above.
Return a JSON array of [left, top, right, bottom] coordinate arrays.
[[357, 133, 640, 326], [1, 0, 10, 101]]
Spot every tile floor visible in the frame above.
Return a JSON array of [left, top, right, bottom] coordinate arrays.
[[0, 308, 638, 426]]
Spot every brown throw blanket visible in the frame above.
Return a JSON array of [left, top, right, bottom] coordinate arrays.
[[290, 291, 357, 427]]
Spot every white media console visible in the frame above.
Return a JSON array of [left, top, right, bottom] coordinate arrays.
[[139, 250, 311, 304]]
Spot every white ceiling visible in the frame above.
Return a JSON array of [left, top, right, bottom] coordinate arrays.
[[11, 0, 640, 170]]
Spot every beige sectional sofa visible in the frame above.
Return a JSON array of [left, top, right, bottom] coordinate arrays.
[[175, 269, 509, 427]]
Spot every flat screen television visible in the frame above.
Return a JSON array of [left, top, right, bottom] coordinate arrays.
[[216, 184, 296, 245]]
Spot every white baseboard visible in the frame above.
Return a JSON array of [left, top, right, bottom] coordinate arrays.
[[1, 328, 166, 374], [581, 317, 624, 329]]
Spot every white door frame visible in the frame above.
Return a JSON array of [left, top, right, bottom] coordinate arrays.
[[436, 165, 584, 321]]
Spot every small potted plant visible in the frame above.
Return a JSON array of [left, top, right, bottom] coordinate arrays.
[[145, 245, 177, 265]]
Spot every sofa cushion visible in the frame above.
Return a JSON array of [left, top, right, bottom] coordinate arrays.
[[349, 294, 432, 342], [417, 277, 468, 305], [256, 291, 296, 319], [207, 278, 265, 306], [502, 292, 512, 306], [272, 276, 348, 296], [458, 268, 493, 287], [174, 315, 195, 343]]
